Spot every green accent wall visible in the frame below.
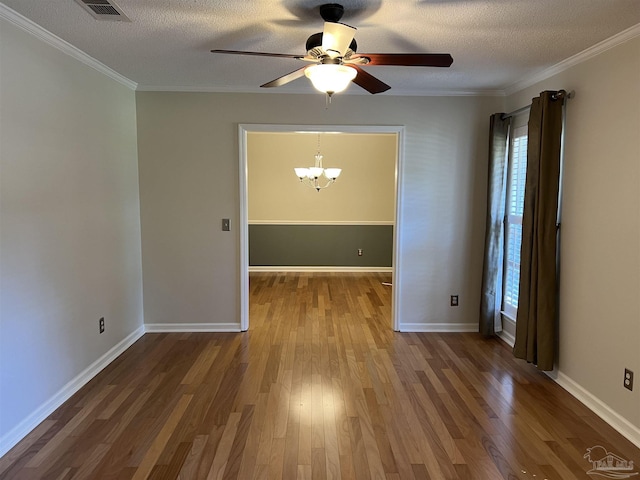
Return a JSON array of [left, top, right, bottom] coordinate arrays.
[[249, 224, 393, 267]]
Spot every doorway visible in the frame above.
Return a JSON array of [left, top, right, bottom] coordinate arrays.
[[239, 124, 405, 331]]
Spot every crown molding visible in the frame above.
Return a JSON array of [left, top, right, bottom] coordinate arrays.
[[0, 3, 137, 90], [504, 22, 640, 96], [3, 1, 635, 99]]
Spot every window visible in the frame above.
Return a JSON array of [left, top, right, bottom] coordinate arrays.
[[503, 125, 528, 320]]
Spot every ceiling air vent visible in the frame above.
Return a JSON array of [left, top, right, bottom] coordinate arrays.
[[75, 0, 131, 21]]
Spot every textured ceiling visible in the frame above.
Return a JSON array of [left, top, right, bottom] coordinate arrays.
[[3, 0, 640, 95]]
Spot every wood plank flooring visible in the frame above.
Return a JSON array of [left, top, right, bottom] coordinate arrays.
[[1, 272, 638, 479]]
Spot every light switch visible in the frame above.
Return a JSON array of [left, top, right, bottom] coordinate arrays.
[[222, 218, 230, 231]]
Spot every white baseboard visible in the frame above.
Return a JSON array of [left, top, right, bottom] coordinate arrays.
[[416, 324, 640, 448], [249, 266, 393, 273], [248, 220, 394, 225], [144, 323, 242, 333], [0, 326, 145, 458], [4, 321, 637, 463], [496, 329, 515, 347], [550, 371, 640, 449], [399, 323, 479, 333], [496, 330, 639, 448]]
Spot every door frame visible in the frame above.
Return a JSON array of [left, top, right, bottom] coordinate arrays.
[[238, 124, 405, 331]]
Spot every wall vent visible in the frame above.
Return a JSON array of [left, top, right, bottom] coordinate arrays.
[[75, 0, 131, 21]]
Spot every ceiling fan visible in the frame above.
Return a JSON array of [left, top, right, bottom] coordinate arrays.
[[211, 3, 453, 95]]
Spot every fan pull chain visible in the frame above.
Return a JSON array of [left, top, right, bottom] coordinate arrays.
[[325, 92, 333, 109]]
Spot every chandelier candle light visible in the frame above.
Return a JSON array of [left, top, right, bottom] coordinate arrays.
[[294, 134, 342, 192]]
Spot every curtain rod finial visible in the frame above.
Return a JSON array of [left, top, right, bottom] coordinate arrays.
[[553, 89, 575, 101]]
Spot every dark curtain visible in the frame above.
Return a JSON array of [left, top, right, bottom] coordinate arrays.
[[479, 114, 511, 336], [513, 91, 564, 371]]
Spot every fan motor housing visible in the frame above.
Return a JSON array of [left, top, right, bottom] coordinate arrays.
[[319, 4, 344, 22]]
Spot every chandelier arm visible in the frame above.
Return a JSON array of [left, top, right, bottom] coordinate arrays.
[[301, 177, 336, 191]]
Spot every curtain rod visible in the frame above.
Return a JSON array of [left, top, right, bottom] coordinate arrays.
[[501, 89, 575, 120], [501, 104, 530, 120]]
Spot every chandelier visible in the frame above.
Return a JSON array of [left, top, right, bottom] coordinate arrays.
[[294, 134, 342, 192]]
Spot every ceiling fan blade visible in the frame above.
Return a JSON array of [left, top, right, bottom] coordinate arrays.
[[321, 22, 356, 58], [260, 67, 308, 88], [351, 53, 453, 67], [211, 49, 304, 60], [351, 66, 390, 94]]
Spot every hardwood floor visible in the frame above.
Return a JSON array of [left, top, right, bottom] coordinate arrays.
[[1, 272, 638, 479]]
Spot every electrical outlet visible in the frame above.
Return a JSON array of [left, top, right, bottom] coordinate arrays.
[[99, 317, 105, 334], [450, 295, 459, 306], [624, 368, 634, 391], [357, 248, 363, 256]]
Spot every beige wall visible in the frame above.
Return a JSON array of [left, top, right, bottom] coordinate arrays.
[[507, 36, 640, 433], [0, 18, 142, 445], [248, 132, 396, 223], [136, 92, 501, 329]]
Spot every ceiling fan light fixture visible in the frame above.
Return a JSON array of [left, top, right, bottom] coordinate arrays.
[[304, 64, 357, 94], [211, 4, 453, 95]]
